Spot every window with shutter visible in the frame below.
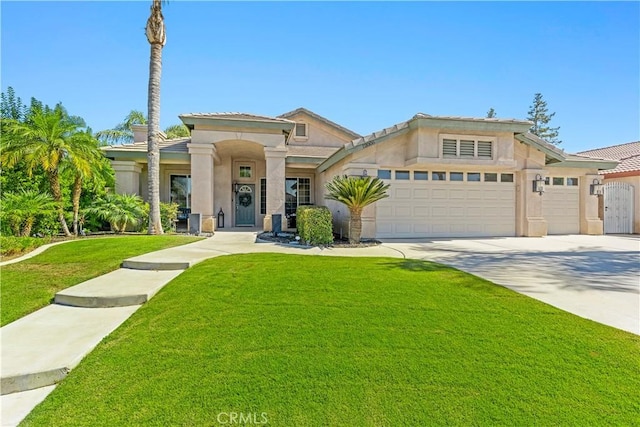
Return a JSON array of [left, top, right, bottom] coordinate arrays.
[[477, 141, 492, 159], [460, 140, 475, 158], [443, 139, 457, 158]]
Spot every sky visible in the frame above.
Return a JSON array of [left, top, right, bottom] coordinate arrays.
[[1, 1, 638, 154]]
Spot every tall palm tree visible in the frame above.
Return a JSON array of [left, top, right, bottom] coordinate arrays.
[[146, 0, 166, 235], [1, 108, 90, 236], [325, 175, 390, 244]]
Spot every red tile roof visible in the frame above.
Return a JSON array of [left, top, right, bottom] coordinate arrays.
[[578, 141, 640, 175]]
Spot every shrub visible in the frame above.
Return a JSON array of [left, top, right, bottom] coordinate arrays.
[[0, 236, 51, 258], [296, 206, 333, 246], [84, 193, 146, 233], [160, 202, 179, 232]]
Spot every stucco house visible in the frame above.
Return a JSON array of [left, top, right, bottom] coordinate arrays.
[[578, 142, 639, 234], [103, 107, 618, 238]]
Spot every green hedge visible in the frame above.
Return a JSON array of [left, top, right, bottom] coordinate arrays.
[[0, 236, 51, 258], [296, 206, 333, 246]]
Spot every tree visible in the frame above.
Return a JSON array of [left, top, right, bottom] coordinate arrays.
[[486, 108, 496, 118], [145, 0, 166, 235], [164, 123, 189, 139], [0, 190, 57, 236], [325, 175, 390, 244], [526, 93, 561, 145], [1, 107, 90, 236], [95, 110, 147, 145]]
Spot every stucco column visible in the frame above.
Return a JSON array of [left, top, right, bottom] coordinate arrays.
[[111, 160, 142, 195], [188, 143, 216, 232], [516, 169, 547, 237], [580, 174, 604, 235], [263, 146, 287, 231]]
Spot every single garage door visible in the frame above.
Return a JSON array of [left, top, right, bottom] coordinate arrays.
[[543, 177, 580, 234], [376, 171, 516, 238]]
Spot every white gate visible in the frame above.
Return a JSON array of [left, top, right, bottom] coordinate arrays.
[[604, 182, 634, 234]]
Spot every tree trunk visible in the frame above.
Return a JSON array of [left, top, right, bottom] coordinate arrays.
[[349, 208, 362, 244], [147, 30, 164, 235], [71, 174, 82, 236], [48, 169, 72, 236], [21, 218, 34, 237]]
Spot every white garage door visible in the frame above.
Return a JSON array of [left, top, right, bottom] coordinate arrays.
[[376, 181, 515, 238], [543, 183, 580, 235]]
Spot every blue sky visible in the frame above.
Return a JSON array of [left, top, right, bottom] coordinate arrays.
[[2, 1, 638, 153]]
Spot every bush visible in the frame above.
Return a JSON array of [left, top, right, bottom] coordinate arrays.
[[296, 206, 333, 246], [0, 236, 51, 258], [160, 202, 179, 232]]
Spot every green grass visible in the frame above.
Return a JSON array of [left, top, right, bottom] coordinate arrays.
[[23, 254, 640, 426], [0, 235, 202, 326]]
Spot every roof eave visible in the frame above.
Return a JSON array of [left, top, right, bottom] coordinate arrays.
[[179, 115, 295, 132], [515, 133, 566, 164]]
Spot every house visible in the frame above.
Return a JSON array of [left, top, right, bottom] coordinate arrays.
[[578, 142, 639, 234], [102, 107, 618, 238]]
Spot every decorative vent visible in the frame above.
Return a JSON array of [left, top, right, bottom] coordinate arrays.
[[295, 123, 307, 138], [443, 139, 457, 157], [460, 140, 475, 158], [477, 141, 492, 159]]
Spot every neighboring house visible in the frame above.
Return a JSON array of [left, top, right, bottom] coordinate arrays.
[[578, 142, 639, 234], [102, 107, 617, 238]]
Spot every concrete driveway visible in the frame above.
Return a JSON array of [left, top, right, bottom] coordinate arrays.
[[381, 235, 640, 335]]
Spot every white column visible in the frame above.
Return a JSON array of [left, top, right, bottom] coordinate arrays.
[[263, 146, 287, 231], [188, 143, 216, 232], [580, 174, 604, 235], [111, 160, 142, 195], [516, 169, 547, 237]]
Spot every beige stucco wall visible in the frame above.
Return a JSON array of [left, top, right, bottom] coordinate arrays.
[[603, 175, 640, 233], [286, 111, 354, 148]]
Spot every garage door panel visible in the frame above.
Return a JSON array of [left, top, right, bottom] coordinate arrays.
[[543, 187, 579, 234], [376, 181, 515, 238]]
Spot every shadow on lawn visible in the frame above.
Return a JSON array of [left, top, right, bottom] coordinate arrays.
[[377, 259, 452, 272]]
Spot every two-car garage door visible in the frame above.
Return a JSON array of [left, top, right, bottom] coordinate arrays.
[[376, 181, 515, 238]]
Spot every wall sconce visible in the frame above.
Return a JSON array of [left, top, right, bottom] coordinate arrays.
[[233, 182, 240, 193], [590, 178, 604, 196], [532, 174, 545, 195], [362, 169, 368, 177]]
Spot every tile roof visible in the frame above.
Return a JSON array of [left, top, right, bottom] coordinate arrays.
[[577, 141, 640, 161], [578, 141, 640, 175], [103, 138, 189, 153], [278, 107, 361, 139], [179, 112, 293, 124], [412, 113, 531, 125]]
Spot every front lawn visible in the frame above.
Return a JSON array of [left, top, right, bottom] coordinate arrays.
[[23, 254, 639, 426], [0, 235, 202, 326]]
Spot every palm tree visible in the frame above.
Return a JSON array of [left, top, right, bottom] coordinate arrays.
[[0, 189, 56, 236], [164, 123, 189, 139], [1, 107, 89, 236], [325, 175, 390, 244], [85, 193, 147, 233], [95, 110, 147, 145], [146, 0, 166, 235]]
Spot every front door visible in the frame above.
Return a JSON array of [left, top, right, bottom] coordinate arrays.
[[235, 184, 255, 226]]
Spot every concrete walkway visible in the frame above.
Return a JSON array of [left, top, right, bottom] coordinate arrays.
[[2, 231, 638, 425]]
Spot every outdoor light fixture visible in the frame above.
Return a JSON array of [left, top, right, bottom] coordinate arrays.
[[533, 174, 545, 195], [233, 182, 240, 193], [590, 178, 604, 196]]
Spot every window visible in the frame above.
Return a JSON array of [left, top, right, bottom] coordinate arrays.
[[170, 175, 191, 208], [260, 178, 266, 215], [239, 166, 252, 178], [441, 136, 494, 159], [395, 170, 410, 180], [500, 173, 514, 183], [378, 169, 391, 179], [567, 177, 579, 186], [432, 171, 446, 181], [450, 172, 464, 181], [544, 177, 550, 185], [295, 123, 307, 138], [484, 173, 498, 182], [414, 171, 428, 181], [553, 177, 565, 186], [285, 177, 311, 216], [467, 172, 481, 182]]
